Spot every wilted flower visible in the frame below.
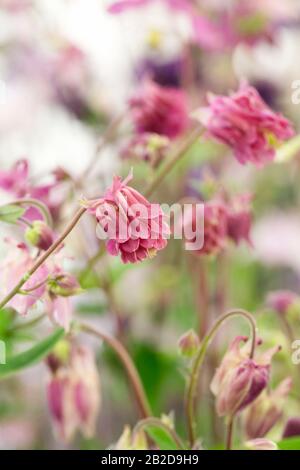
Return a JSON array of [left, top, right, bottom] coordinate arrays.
[[211, 336, 280, 418], [178, 329, 200, 358], [282, 417, 300, 438], [266, 290, 300, 315], [227, 194, 253, 245], [121, 133, 170, 167], [85, 172, 169, 264], [25, 220, 54, 251], [245, 438, 278, 450], [244, 377, 292, 439], [193, 82, 294, 166], [129, 80, 188, 139], [47, 345, 101, 442]]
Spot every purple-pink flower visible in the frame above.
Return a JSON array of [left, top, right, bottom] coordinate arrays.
[[86, 172, 169, 264], [194, 83, 295, 166], [129, 80, 188, 139]]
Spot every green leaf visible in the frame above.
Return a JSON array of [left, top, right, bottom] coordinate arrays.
[[0, 204, 25, 224], [144, 424, 179, 451], [0, 328, 64, 379], [278, 437, 300, 450]]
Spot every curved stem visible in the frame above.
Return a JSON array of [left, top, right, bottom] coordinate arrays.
[[80, 322, 152, 419], [226, 417, 234, 450], [12, 313, 46, 331], [145, 125, 202, 198], [11, 198, 53, 227], [0, 207, 86, 311], [133, 418, 185, 450], [185, 308, 257, 448]]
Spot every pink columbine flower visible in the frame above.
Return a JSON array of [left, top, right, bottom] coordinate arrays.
[[47, 345, 101, 442], [227, 194, 253, 245], [211, 336, 280, 417], [244, 377, 292, 439], [193, 82, 295, 166], [86, 172, 169, 264], [266, 290, 300, 315], [129, 80, 188, 139], [1, 240, 48, 315]]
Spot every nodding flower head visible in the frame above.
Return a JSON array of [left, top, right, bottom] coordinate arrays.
[[25, 220, 54, 251], [46, 344, 101, 442], [193, 82, 294, 166], [84, 172, 169, 264], [211, 336, 280, 418], [129, 80, 188, 139], [227, 194, 253, 246]]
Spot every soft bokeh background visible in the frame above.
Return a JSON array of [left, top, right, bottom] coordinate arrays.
[[1, 0, 300, 450]]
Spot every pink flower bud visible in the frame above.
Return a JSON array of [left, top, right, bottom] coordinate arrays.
[[129, 80, 188, 139], [227, 194, 252, 245], [282, 417, 300, 438], [211, 336, 280, 417], [244, 377, 292, 439], [193, 82, 294, 167], [266, 290, 300, 315], [178, 329, 200, 358], [47, 345, 101, 442], [48, 273, 82, 297], [25, 220, 54, 251], [245, 438, 278, 451]]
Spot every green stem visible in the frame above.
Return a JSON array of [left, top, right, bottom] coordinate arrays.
[[11, 313, 46, 331], [185, 309, 257, 448], [145, 125, 202, 198], [0, 207, 86, 311], [226, 417, 234, 450], [11, 198, 53, 227], [80, 322, 152, 419], [133, 418, 185, 450]]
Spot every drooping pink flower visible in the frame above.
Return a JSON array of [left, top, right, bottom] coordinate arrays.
[[193, 83, 295, 166], [47, 345, 101, 442], [25, 220, 54, 251], [211, 336, 280, 417], [244, 377, 292, 439], [129, 80, 188, 139], [283, 417, 300, 438], [227, 194, 253, 245], [85, 172, 169, 264], [266, 290, 300, 315]]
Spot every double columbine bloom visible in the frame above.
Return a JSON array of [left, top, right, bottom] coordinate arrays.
[[211, 336, 280, 418], [85, 172, 169, 264], [46, 344, 101, 442], [194, 82, 294, 166]]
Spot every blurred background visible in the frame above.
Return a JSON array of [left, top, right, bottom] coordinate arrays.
[[1, 0, 300, 450]]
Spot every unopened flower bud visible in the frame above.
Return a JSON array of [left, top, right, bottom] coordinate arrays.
[[266, 290, 300, 315], [282, 417, 300, 438], [245, 438, 278, 451], [178, 329, 200, 358], [114, 426, 148, 450], [244, 377, 292, 439], [48, 273, 82, 297], [25, 221, 54, 251]]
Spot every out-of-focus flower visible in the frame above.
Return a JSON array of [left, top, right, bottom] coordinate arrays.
[[135, 57, 184, 88], [245, 438, 278, 450], [85, 172, 169, 264], [193, 82, 294, 166], [129, 80, 188, 139], [121, 133, 170, 166], [47, 345, 101, 442], [0, 159, 65, 221], [1, 240, 48, 315], [48, 272, 82, 298], [227, 194, 253, 245], [178, 329, 200, 358], [282, 417, 300, 438], [244, 377, 292, 439], [113, 425, 148, 450], [198, 201, 228, 256], [211, 336, 280, 417], [25, 220, 54, 251], [266, 290, 300, 315]]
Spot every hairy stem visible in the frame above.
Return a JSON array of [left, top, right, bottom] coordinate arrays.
[[0, 207, 86, 311], [80, 322, 152, 419], [185, 309, 257, 447]]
